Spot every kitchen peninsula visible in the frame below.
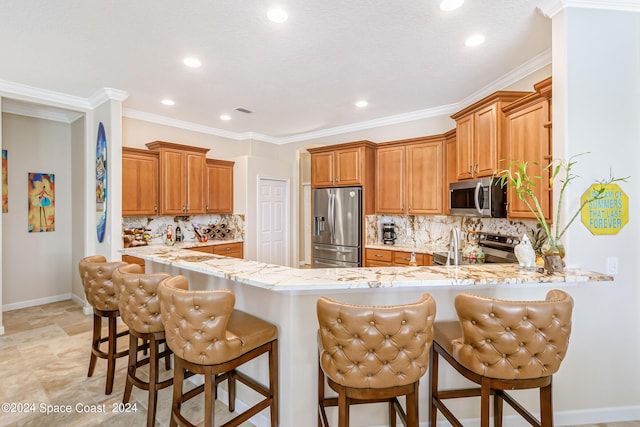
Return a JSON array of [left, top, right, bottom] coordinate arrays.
[[122, 244, 611, 427]]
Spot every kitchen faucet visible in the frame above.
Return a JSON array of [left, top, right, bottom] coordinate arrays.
[[447, 226, 460, 266]]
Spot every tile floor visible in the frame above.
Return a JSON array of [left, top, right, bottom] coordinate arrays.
[[0, 299, 254, 426], [0, 300, 638, 427]]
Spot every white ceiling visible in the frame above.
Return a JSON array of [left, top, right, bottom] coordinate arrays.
[[0, 0, 552, 143]]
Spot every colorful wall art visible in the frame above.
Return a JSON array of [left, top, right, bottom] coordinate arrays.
[[96, 122, 107, 242], [2, 150, 7, 213], [28, 172, 55, 232]]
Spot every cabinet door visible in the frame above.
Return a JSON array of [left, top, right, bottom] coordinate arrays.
[[184, 151, 206, 214], [122, 149, 158, 216], [456, 115, 474, 180], [474, 104, 499, 177], [159, 148, 185, 215], [206, 161, 234, 214], [506, 100, 550, 220], [444, 134, 456, 214], [311, 152, 334, 187], [213, 242, 244, 259], [406, 141, 444, 214], [334, 147, 361, 186], [375, 146, 405, 214]]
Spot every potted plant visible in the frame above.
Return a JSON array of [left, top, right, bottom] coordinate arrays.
[[495, 153, 627, 272]]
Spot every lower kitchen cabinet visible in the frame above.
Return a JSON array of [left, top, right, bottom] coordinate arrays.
[[364, 248, 432, 267], [122, 254, 146, 273], [188, 242, 244, 259]]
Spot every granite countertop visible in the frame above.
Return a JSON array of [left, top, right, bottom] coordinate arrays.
[[121, 244, 613, 294]]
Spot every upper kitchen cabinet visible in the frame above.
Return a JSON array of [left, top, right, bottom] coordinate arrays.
[[376, 136, 445, 215], [308, 141, 376, 188], [444, 130, 456, 215], [451, 91, 531, 180], [502, 77, 552, 220], [205, 159, 234, 214], [146, 141, 209, 215], [122, 147, 159, 216]]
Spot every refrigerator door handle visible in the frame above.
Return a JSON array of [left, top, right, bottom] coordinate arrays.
[[328, 193, 336, 242]]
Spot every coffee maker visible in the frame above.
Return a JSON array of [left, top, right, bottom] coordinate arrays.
[[382, 223, 397, 245]]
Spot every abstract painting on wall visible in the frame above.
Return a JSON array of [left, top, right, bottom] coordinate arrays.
[[28, 172, 55, 232], [2, 150, 7, 213]]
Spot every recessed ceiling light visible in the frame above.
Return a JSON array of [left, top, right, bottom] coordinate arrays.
[[267, 8, 288, 23], [161, 99, 175, 106], [355, 100, 368, 108], [220, 114, 231, 121], [183, 57, 201, 68], [440, 0, 464, 11], [464, 34, 486, 47]]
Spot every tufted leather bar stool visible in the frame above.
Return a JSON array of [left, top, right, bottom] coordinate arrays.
[[78, 255, 129, 394], [158, 275, 279, 427], [316, 293, 436, 427], [113, 264, 174, 427], [429, 289, 574, 427]]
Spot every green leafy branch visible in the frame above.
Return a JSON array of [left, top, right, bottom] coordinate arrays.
[[495, 152, 628, 245]]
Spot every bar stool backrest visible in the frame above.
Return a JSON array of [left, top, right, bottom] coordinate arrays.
[[158, 275, 242, 365], [317, 293, 436, 389], [453, 289, 574, 380], [79, 255, 127, 311], [113, 264, 171, 334]]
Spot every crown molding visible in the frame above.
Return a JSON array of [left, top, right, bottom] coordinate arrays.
[[2, 98, 84, 123], [88, 87, 129, 108], [272, 104, 461, 145], [123, 108, 251, 141], [538, 0, 640, 18], [457, 49, 552, 109], [0, 78, 89, 111]]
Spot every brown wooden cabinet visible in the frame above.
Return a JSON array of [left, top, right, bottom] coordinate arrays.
[[308, 141, 375, 188], [146, 141, 209, 215], [364, 248, 433, 267], [122, 254, 146, 273], [444, 130, 457, 215], [122, 147, 159, 216], [375, 137, 445, 215], [188, 242, 244, 259], [451, 91, 530, 180], [502, 77, 552, 220], [206, 159, 234, 214]]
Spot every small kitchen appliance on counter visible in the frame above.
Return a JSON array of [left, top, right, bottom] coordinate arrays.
[[382, 223, 397, 245]]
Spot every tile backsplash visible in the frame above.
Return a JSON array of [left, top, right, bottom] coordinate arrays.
[[366, 214, 541, 249], [123, 214, 245, 245]]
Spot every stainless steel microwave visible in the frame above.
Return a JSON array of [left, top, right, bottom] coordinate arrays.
[[449, 177, 507, 217]]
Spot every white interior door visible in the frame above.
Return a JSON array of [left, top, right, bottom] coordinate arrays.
[[257, 178, 288, 266]]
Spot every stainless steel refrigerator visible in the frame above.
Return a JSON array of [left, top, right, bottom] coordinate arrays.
[[312, 187, 362, 268]]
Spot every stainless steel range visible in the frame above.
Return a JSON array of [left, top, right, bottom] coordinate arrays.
[[432, 232, 520, 265]]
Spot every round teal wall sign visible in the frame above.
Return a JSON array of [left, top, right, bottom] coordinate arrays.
[[96, 122, 107, 242]]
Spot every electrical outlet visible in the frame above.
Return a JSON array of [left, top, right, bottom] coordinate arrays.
[[606, 257, 618, 275], [406, 227, 412, 236]]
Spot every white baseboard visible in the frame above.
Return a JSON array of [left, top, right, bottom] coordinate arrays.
[[2, 293, 73, 312], [425, 405, 640, 427], [0, 325, 5, 336], [70, 293, 93, 315]]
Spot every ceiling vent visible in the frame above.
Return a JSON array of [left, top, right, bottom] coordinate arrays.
[[235, 107, 253, 114]]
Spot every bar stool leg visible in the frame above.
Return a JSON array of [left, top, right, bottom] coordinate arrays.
[[147, 335, 160, 427], [105, 315, 118, 394], [270, 341, 279, 427], [170, 358, 184, 427], [88, 313, 101, 377], [123, 333, 137, 403], [480, 379, 491, 427], [204, 366, 215, 427], [540, 382, 553, 427]]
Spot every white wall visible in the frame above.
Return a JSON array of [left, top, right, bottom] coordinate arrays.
[[1, 113, 73, 308], [548, 7, 640, 419]]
